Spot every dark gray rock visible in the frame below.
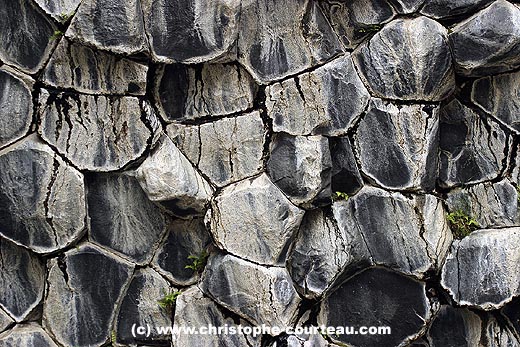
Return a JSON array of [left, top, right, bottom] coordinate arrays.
[[329, 137, 364, 196], [387, 0, 425, 13], [237, 0, 343, 83], [421, 0, 493, 19], [484, 316, 520, 347], [0, 239, 45, 322], [0, 135, 86, 254], [353, 17, 455, 101], [449, 0, 520, 77], [34, 0, 81, 22], [502, 298, 520, 337], [0, 309, 12, 334], [43, 243, 134, 347], [0, 323, 59, 347], [354, 99, 439, 191], [0, 67, 33, 149], [265, 55, 370, 136], [426, 305, 482, 347]]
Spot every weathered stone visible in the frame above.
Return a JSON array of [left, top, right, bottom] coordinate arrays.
[[116, 268, 173, 346], [0, 67, 33, 149], [39, 90, 157, 171], [438, 99, 509, 188], [0, 135, 86, 254], [355, 99, 439, 191], [449, 0, 520, 77], [209, 174, 304, 265], [0, 0, 56, 74], [446, 179, 519, 229], [353, 17, 455, 101], [266, 55, 370, 136], [329, 137, 364, 196], [200, 253, 301, 329], [42, 38, 148, 95], [142, 0, 240, 63], [426, 306, 482, 347], [43, 244, 134, 347], [0, 239, 45, 322], [319, 267, 433, 347], [136, 135, 213, 217], [502, 298, 520, 337], [0, 323, 59, 347], [237, 0, 342, 83], [86, 173, 167, 264], [0, 309, 12, 334], [421, 0, 493, 19], [152, 218, 211, 286], [441, 228, 520, 310], [484, 316, 520, 347], [265, 332, 329, 347], [66, 0, 148, 55], [387, 0, 425, 13], [156, 63, 257, 122], [472, 70, 520, 133], [33, 0, 81, 22], [168, 112, 265, 187]]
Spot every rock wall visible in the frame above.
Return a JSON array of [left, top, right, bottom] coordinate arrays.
[[0, 0, 520, 346]]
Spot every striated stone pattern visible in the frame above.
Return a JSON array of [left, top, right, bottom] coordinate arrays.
[[0, 323, 59, 347]]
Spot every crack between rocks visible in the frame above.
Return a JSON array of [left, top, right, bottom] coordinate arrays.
[[44, 156, 61, 248]]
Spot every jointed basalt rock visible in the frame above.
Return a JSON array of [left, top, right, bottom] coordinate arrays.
[[329, 137, 364, 196], [420, 0, 493, 18], [387, 0, 425, 13], [0, 323, 59, 347], [33, 0, 81, 22], [426, 306, 482, 347], [0, 309, 12, 334]]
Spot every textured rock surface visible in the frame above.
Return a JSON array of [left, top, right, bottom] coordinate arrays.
[[209, 174, 304, 265], [502, 298, 520, 337], [0, 135, 86, 253], [441, 228, 520, 310], [426, 305, 482, 347], [329, 137, 364, 195], [421, 0, 493, 18], [484, 316, 520, 347], [387, 0, 425, 13], [0, 309, 12, 334], [33, 0, 81, 21], [0, 323, 59, 347]]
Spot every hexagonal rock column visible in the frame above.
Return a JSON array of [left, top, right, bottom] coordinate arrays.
[[354, 99, 439, 192], [420, 0, 493, 19], [426, 306, 482, 347], [449, 0, 520, 77], [209, 174, 304, 265], [33, 0, 81, 22], [319, 267, 433, 347], [266, 54, 370, 136], [0, 323, 59, 347], [200, 253, 301, 330], [0, 239, 45, 322], [441, 228, 520, 310], [353, 17, 455, 101], [43, 244, 134, 347], [0, 135, 86, 254], [329, 137, 364, 196]]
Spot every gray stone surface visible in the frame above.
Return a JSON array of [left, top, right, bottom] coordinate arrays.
[[34, 0, 81, 21], [237, 0, 342, 83], [200, 253, 301, 329], [156, 63, 257, 122], [353, 17, 455, 101], [426, 305, 482, 347], [449, 0, 520, 77], [0, 135, 86, 254], [209, 174, 304, 265], [387, 0, 425, 13], [441, 227, 520, 310], [265, 55, 370, 136], [0, 239, 45, 322], [0, 67, 33, 149], [39, 90, 157, 171], [0, 309, 12, 334], [421, 0, 493, 18], [0, 323, 59, 347], [43, 244, 134, 347], [168, 112, 265, 187], [502, 298, 520, 338], [329, 137, 364, 196], [355, 99, 439, 192], [484, 316, 520, 347]]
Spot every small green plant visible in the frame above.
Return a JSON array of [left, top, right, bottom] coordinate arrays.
[[185, 250, 209, 273], [516, 185, 520, 205], [50, 30, 64, 41], [158, 290, 182, 310], [332, 191, 349, 201], [356, 24, 382, 34], [446, 210, 479, 239], [110, 330, 117, 346]]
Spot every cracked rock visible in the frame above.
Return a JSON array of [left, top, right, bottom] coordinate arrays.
[[86, 173, 167, 264], [237, 0, 342, 83], [0, 309, 12, 333], [355, 99, 439, 192], [502, 298, 520, 337], [0, 67, 33, 149], [484, 316, 520, 347], [353, 17, 455, 101], [449, 0, 520, 77], [209, 174, 304, 265], [329, 137, 364, 196], [0, 135, 86, 254], [265, 55, 370, 136], [168, 112, 265, 187], [200, 253, 301, 329], [43, 243, 134, 347], [0, 239, 45, 322], [319, 267, 433, 347], [441, 227, 520, 310], [387, 0, 425, 13], [421, 0, 493, 18], [0, 323, 59, 347], [33, 0, 81, 22], [426, 305, 482, 347]]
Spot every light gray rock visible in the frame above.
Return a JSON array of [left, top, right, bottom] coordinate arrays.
[[355, 99, 439, 192], [0, 135, 86, 254], [135, 135, 213, 217], [353, 17, 455, 101], [0, 323, 59, 347], [329, 137, 364, 196], [209, 174, 304, 265], [449, 0, 520, 77], [441, 228, 520, 310], [421, 0, 493, 18], [267, 134, 331, 208], [237, 0, 343, 83], [266, 55, 370, 136], [0, 309, 12, 334], [43, 243, 134, 347], [438, 99, 509, 188], [0, 67, 33, 149], [39, 90, 157, 171], [200, 253, 301, 330], [168, 112, 265, 187], [387, 0, 425, 13], [33, 0, 80, 22], [42, 38, 148, 95], [0, 239, 45, 322], [426, 305, 482, 347], [156, 63, 257, 122]]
